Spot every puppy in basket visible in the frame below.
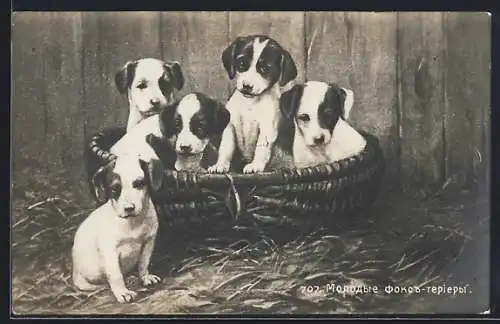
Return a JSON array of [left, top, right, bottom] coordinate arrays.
[[72, 154, 164, 303], [279, 81, 367, 168]]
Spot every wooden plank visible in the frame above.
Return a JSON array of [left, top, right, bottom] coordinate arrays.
[[397, 12, 445, 192], [160, 12, 230, 102], [444, 12, 491, 187], [229, 11, 305, 89], [82, 12, 162, 137], [41, 12, 85, 172], [11, 12, 50, 168], [307, 12, 399, 182], [305, 12, 351, 85]]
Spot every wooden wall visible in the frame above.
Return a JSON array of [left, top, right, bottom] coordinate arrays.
[[11, 11, 491, 193]]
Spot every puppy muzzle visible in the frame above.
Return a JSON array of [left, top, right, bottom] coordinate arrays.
[[120, 203, 139, 218], [140, 109, 161, 118], [238, 88, 258, 98]]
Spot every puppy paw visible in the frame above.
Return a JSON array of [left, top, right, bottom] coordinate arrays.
[[112, 287, 138, 303], [141, 274, 162, 286], [207, 162, 230, 173], [243, 162, 266, 174]]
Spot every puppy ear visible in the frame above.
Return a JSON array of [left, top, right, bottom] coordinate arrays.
[[340, 88, 354, 119], [212, 100, 231, 136], [91, 161, 115, 203], [222, 37, 245, 80], [140, 158, 165, 193], [279, 84, 303, 120], [327, 84, 354, 120], [279, 50, 298, 87], [163, 61, 184, 90], [115, 61, 137, 94], [159, 101, 179, 137]]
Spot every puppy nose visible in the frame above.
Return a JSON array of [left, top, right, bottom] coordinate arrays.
[[179, 145, 192, 153], [313, 135, 325, 145], [242, 83, 253, 92], [150, 98, 161, 106], [124, 204, 135, 213]]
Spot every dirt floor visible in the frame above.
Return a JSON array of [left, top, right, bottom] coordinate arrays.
[[11, 158, 490, 315]]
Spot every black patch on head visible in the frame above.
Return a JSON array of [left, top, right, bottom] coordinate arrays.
[[159, 93, 230, 142], [318, 84, 347, 132], [115, 61, 138, 94], [256, 43, 283, 85], [191, 93, 230, 139], [222, 36, 253, 79], [222, 35, 297, 87], [279, 84, 304, 120], [160, 61, 184, 96], [92, 160, 121, 203], [107, 173, 122, 200]]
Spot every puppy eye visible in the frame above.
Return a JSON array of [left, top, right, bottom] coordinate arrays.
[[133, 179, 145, 189], [261, 65, 272, 72], [175, 116, 182, 130], [297, 114, 310, 122], [111, 184, 121, 196], [236, 57, 248, 70], [137, 83, 147, 90]]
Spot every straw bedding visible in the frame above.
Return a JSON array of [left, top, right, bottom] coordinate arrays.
[[10, 129, 488, 314]]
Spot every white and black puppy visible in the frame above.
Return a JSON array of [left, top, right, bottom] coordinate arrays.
[[115, 58, 184, 132], [279, 81, 366, 168], [152, 92, 230, 171], [208, 35, 298, 174], [110, 92, 230, 172], [72, 154, 164, 303]]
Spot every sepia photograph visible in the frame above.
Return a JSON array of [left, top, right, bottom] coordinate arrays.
[[11, 11, 490, 315]]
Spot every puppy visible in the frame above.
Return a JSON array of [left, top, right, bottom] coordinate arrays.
[[72, 154, 164, 303], [115, 58, 184, 132], [110, 92, 230, 172], [279, 81, 366, 168], [149, 92, 230, 171], [208, 35, 298, 174]]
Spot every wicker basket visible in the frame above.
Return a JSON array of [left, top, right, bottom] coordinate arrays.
[[85, 127, 385, 229]]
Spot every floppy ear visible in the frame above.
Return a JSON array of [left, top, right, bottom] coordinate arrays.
[[115, 61, 137, 94], [201, 95, 230, 136], [212, 100, 231, 136], [140, 158, 165, 193], [159, 101, 179, 138], [279, 84, 303, 120], [163, 61, 184, 90], [340, 88, 354, 119], [279, 50, 298, 87], [222, 37, 245, 80], [91, 161, 115, 203]]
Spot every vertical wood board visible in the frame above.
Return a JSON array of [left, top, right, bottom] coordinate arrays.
[[82, 12, 162, 136], [398, 12, 445, 191], [444, 12, 491, 186], [161, 12, 230, 102]]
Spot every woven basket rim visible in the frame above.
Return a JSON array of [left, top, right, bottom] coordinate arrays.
[[87, 127, 383, 187]]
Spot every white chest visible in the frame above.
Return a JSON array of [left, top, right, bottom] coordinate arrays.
[[227, 92, 281, 160]]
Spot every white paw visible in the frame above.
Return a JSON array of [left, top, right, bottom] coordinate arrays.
[[112, 287, 137, 303], [141, 274, 162, 286], [243, 162, 266, 174], [207, 162, 230, 173]]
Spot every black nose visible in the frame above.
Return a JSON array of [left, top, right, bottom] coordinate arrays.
[[179, 145, 192, 153], [150, 98, 161, 106], [124, 204, 135, 213], [242, 83, 253, 93], [313, 135, 325, 145]]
